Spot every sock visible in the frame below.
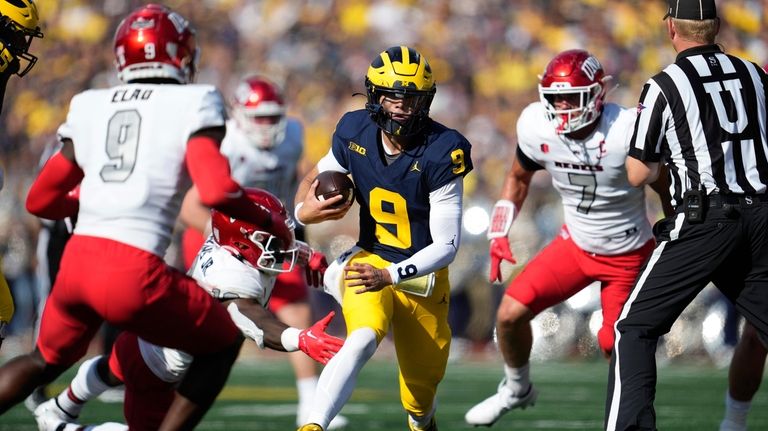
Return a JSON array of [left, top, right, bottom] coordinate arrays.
[[722, 391, 751, 426], [503, 363, 531, 395], [305, 328, 378, 428], [58, 356, 111, 417], [296, 376, 319, 423], [408, 402, 436, 428]]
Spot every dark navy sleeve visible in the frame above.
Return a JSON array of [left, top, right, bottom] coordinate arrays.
[[425, 131, 473, 191], [330, 113, 354, 171], [516, 145, 544, 172]]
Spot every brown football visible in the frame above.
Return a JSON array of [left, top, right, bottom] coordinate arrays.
[[314, 170, 355, 208]]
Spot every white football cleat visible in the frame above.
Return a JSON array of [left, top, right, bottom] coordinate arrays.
[[327, 414, 349, 430], [464, 379, 538, 427], [34, 398, 78, 431]]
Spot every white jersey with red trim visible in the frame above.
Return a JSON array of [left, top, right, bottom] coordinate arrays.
[[188, 236, 276, 303], [516, 102, 652, 255], [221, 117, 303, 212], [141, 235, 275, 382], [59, 83, 226, 257]]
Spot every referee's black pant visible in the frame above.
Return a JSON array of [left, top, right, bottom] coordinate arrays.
[[605, 195, 768, 431]]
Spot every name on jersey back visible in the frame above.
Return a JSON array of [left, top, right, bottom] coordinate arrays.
[[112, 88, 153, 103]]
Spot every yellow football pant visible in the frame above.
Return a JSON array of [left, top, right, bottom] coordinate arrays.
[[0, 265, 13, 325], [341, 250, 451, 417]]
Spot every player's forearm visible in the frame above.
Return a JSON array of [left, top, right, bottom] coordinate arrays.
[[386, 181, 462, 285], [226, 298, 290, 351], [26, 151, 83, 220]]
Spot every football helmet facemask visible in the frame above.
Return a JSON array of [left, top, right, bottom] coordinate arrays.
[[113, 3, 198, 84], [211, 188, 298, 273], [538, 49, 611, 135], [365, 46, 436, 137], [232, 75, 287, 149], [0, 0, 43, 77]]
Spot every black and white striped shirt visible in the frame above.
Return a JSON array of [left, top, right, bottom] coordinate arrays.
[[628, 44, 768, 206]]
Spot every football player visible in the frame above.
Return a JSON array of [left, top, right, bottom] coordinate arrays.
[[0, 0, 43, 350], [294, 46, 473, 431], [34, 188, 343, 431], [464, 49, 666, 427], [179, 75, 347, 429], [0, 4, 284, 429]]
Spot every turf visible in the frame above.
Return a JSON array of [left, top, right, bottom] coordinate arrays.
[[1, 356, 765, 430]]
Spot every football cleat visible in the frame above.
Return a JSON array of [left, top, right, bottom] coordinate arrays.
[[464, 379, 538, 427], [34, 398, 78, 431], [297, 424, 324, 431], [327, 414, 349, 430], [408, 414, 437, 431]]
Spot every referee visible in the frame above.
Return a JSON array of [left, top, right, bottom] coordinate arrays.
[[605, 0, 768, 430]]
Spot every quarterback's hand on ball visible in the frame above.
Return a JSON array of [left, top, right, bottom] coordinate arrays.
[[489, 237, 516, 283], [296, 180, 349, 224], [305, 250, 328, 288], [298, 311, 344, 364], [345, 263, 392, 294]]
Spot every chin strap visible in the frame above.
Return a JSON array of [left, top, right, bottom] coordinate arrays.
[[487, 199, 518, 239]]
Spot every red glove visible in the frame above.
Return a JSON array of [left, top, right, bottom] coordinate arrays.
[[305, 251, 328, 288], [298, 311, 344, 364], [489, 237, 516, 283]]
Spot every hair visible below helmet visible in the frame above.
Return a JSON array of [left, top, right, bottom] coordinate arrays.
[[211, 188, 298, 273], [231, 75, 287, 149], [365, 46, 436, 137], [0, 0, 43, 76], [538, 49, 610, 135], [113, 4, 198, 84]]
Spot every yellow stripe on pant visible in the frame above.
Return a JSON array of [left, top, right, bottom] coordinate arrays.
[[341, 250, 451, 418]]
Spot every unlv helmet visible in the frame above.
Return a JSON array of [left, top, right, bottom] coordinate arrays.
[[231, 75, 287, 149], [113, 4, 198, 84], [0, 0, 43, 76], [211, 188, 298, 273], [538, 49, 610, 134], [365, 46, 436, 137]]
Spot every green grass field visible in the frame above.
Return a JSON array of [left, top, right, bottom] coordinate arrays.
[[1, 356, 765, 430]]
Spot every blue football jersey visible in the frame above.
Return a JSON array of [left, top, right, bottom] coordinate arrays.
[[331, 110, 473, 264]]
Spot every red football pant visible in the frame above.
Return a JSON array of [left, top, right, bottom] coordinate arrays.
[[506, 227, 654, 354], [109, 332, 174, 431], [37, 235, 239, 366]]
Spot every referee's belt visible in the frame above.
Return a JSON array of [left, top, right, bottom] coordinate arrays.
[[707, 193, 768, 208]]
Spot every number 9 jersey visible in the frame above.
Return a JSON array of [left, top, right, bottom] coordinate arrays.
[[57, 84, 227, 256], [329, 109, 473, 264]]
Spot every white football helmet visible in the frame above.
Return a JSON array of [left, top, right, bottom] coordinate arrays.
[[231, 75, 287, 149]]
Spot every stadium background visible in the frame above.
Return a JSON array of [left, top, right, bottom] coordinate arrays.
[[0, 0, 766, 428]]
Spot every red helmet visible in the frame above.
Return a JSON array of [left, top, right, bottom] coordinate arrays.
[[113, 4, 198, 84], [231, 75, 287, 149], [538, 49, 610, 134], [211, 188, 297, 273]]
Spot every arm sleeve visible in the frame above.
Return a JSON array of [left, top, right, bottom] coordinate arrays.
[[316, 148, 349, 173], [26, 152, 83, 220], [185, 135, 270, 226], [385, 177, 463, 284]]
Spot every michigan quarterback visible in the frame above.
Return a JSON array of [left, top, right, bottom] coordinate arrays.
[[0, 0, 43, 349], [295, 46, 473, 431]]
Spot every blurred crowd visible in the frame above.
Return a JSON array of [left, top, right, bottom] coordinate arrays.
[[1, 0, 766, 360]]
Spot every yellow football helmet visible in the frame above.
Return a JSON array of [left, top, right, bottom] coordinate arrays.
[[365, 46, 436, 137], [0, 0, 43, 76]]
